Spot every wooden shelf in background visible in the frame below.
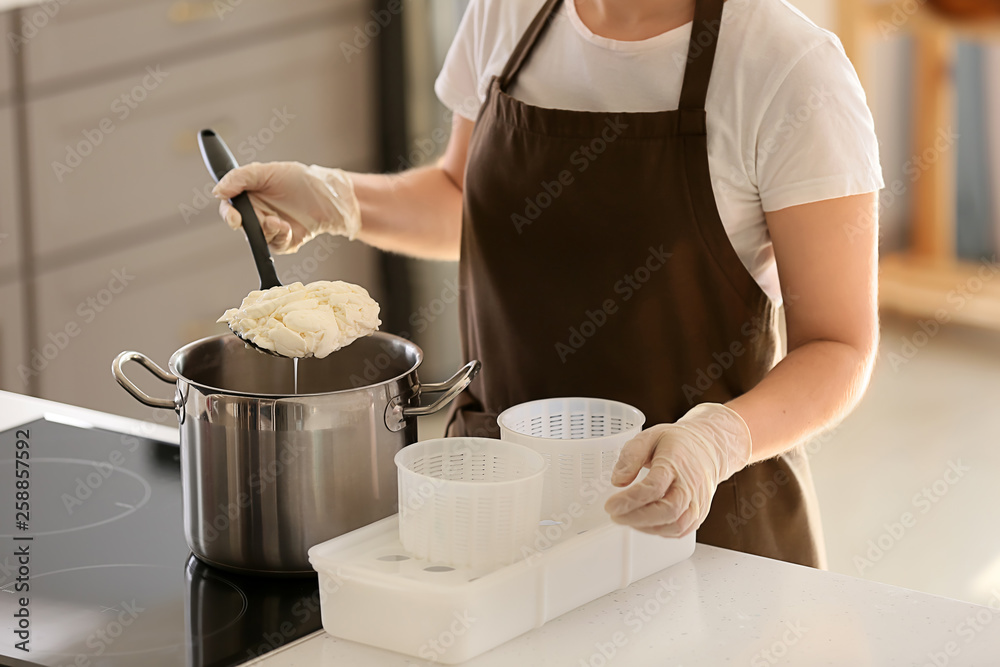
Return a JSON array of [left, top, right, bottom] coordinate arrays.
[[879, 253, 1000, 329], [870, 3, 1000, 41], [840, 0, 1000, 332]]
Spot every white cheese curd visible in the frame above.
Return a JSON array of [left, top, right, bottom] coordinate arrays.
[[218, 281, 381, 358]]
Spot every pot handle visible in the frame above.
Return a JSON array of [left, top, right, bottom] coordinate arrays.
[[112, 351, 179, 410], [401, 360, 481, 418]]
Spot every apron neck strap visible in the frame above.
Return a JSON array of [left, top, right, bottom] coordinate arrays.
[[498, 0, 563, 91], [678, 0, 725, 111], [499, 0, 725, 111]]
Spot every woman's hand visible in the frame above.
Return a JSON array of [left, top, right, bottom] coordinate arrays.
[[604, 403, 752, 537], [212, 162, 361, 254], [209, 112, 472, 261]]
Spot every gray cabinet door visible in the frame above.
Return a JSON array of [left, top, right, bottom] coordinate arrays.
[[0, 10, 15, 273], [0, 12, 10, 103], [0, 107, 18, 273], [27, 19, 376, 262], [0, 282, 27, 395], [0, 104, 26, 394], [23, 0, 369, 88], [35, 222, 258, 419]]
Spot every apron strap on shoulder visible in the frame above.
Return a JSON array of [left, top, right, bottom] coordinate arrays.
[[678, 0, 725, 111], [498, 0, 563, 91]]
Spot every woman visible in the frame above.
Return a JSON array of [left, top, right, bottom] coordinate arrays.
[[214, 0, 882, 568]]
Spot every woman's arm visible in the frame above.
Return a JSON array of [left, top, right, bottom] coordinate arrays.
[[727, 192, 880, 461], [351, 113, 475, 260]]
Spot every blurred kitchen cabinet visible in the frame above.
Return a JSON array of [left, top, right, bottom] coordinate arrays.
[[0, 283, 27, 395], [0, 102, 27, 395], [3, 0, 383, 414], [0, 14, 9, 104], [34, 223, 256, 420], [23, 0, 367, 88], [27, 20, 376, 258], [0, 108, 19, 274], [1, 8, 17, 274]]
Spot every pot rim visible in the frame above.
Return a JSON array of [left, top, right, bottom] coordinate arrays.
[[166, 332, 424, 398]]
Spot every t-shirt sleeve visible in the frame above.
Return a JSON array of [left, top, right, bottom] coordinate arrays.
[[755, 37, 885, 212], [434, 0, 487, 121]]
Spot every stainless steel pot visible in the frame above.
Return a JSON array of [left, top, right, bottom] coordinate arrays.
[[113, 333, 479, 576]]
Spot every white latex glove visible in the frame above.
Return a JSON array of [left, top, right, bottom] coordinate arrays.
[[212, 161, 361, 254], [604, 403, 752, 537]]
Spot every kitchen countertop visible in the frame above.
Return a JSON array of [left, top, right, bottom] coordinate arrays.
[[0, 390, 179, 446], [3, 391, 999, 666], [252, 548, 1000, 666]]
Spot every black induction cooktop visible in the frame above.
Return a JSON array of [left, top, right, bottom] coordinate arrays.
[[0, 418, 321, 667]]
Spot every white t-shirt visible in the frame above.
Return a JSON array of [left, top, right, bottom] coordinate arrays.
[[434, 0, 885, 303]]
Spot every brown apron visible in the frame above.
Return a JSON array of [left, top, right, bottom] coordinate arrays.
[[446, 0, 826, 568]]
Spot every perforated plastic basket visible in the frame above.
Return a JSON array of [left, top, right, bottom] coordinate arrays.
[[498, 397, 645, 529], [395, 437, 545, 569]]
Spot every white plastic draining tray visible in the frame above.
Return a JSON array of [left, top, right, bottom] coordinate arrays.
[[308, 514, 696, 664]]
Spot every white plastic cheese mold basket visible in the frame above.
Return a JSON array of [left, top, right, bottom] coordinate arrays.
[[396, 438, 546, 570], [308, 514, 695, 664], [498, 397, 645, 529]]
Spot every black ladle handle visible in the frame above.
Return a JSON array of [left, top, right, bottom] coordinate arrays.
[[197, 129, 282, 290]]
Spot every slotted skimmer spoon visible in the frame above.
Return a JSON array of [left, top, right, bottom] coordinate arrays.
[[198, 128, 285, 357]]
